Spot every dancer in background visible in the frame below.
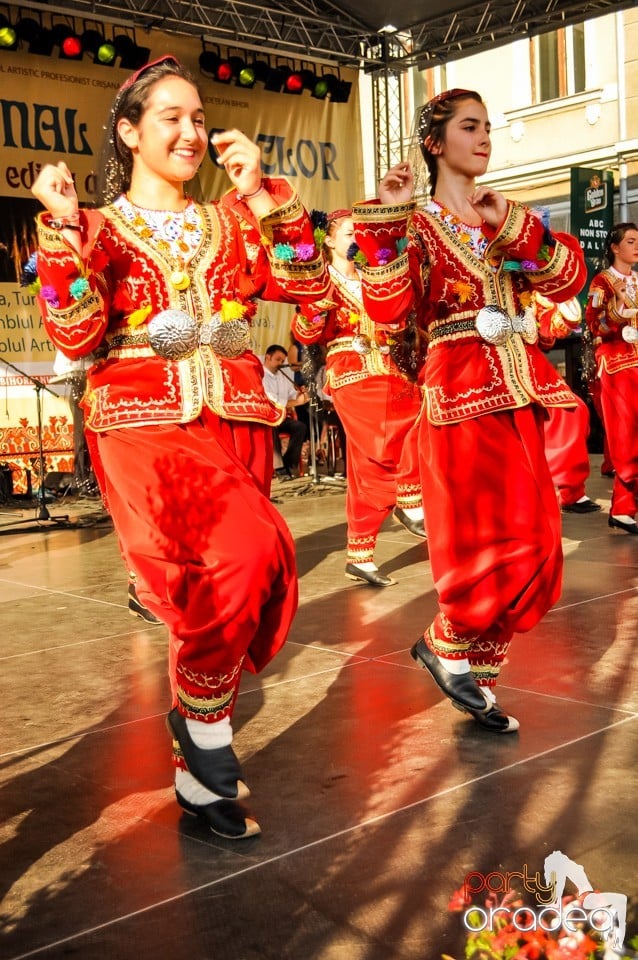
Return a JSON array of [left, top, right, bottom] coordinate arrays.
[[293, 209, 426, 587], [31, 56, 328, 838], [585, 222, 638, 534], [353, 89, 586, 728], [532, 291, 600, 514]]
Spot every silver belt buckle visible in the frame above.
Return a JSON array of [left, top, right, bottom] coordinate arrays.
[[147, 310, 198, 360], [475, 306, 512, 345], [352, 334, 372, 355], [512, 310, 539, 345], [201, 315, 251, 358]]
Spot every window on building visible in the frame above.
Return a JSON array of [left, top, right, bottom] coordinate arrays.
[[532, 24, 586, 103]]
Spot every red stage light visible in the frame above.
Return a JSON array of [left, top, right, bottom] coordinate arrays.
[[61, 35, 82, 58], [285, 71, 303, 94], [216, 60, 233, 82]]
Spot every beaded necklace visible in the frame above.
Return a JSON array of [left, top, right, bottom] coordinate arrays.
[[425, 199, 488, 258], [115, 195, 204, 290]]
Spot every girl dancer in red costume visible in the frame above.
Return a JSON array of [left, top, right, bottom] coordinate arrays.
[[292, 210, 426, 587], [31, 56, 328, 837], [585, 222, 638, 534], [352, 89, 586, 732]]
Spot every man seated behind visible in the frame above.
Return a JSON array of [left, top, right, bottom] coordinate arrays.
[[262, 344, 307, 479]]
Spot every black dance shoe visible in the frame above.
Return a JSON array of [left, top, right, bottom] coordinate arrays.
[[128, 582, 163, 624], [393, 507, 427, 539], [561, 499, 601, 514], [345, 563, 396, 587], [166, 708, 250, 800], [452, 700, 520, 733], [175, 790, 260, 840], [608, 516, 638, 535], [410, 637, 490, 712]]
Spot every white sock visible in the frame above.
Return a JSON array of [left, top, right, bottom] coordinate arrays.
[[185, 715, 232, 749], [437, 655, 471, 675], [478, 685, 497, 704], [400, 506, 424, 520], [575, 496, 589, 504], [175, 768, 224, 804], [612, 514, 636, 524], [350, 561, 378, 571]]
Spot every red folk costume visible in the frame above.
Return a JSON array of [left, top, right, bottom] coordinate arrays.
[[534, 293, 593, 507], [292, 264, 424, 562], [35, 179, 329, 728], [353, 198, 586, 684], [585, 267, 638, 516]]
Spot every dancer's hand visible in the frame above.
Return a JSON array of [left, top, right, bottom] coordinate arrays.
[[467, 186, 508, 228], [379, 161, 413, 204], [31, 162, 79, 219], [212, 129, 263, 198]]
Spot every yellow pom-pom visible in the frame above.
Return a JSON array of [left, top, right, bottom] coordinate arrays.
[[220, 298, 246, 322], [127, 305, 153, 328], [348, 311, 360, 326]]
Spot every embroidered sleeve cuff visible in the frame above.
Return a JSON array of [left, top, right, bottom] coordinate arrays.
[[352, 199, 416, 266], [483, 201, 546, 262]]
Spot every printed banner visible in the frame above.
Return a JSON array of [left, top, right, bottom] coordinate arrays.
[[569, 166, 615, 306]]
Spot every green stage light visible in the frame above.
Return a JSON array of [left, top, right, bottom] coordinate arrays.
[[238, 65, 256, 87], [0, 25, 17, 48], [312, 78, 330, 99], [97, 41, 116, 64]]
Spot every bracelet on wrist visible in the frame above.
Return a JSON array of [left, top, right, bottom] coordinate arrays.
[[237, 182, 265, 201], [50, 215, 82, 232]]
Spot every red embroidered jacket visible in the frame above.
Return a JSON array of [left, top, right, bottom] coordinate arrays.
[[35, 179, 329, 431], [585, 269, 638, 376], [290, 265, 425, 393], [352, 199, 587, 425]]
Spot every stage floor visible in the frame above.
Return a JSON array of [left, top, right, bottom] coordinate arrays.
[[1, 456, 636, 960]]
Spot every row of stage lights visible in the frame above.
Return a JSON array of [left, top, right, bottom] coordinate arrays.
[[0, 10, 352, 103], [0, 11, 151, 68], [198, 45, 352, 103]]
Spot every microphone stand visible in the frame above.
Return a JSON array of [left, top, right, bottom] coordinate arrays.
[[298, 347, 345, 488], [0, 358, 69, 527]]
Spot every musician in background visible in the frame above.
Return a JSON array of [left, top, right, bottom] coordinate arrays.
[[262, 344, 307, 480]]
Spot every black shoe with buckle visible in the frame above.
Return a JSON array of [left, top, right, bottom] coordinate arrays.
[[345, 562, 396, 587], [451, 700, 520, 733], [128, 582, 163, 624], [608, 516, 638, 535], [410, 637, 489, 712], [561, 498, 601, 514], [167, 708, 250, 800], [393, 507, 427, 539], [175, 790, 260, 840]]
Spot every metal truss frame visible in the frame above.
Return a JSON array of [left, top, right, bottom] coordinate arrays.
[[10, 0, 636, 70]]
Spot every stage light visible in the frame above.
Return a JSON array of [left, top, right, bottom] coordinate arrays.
[[61, 34, 82, 58], [0, 14, 17, 50], [216, 58, 233, 83], [331, 80, 352, 103], [113, 32, 151, 70], [199, 49, 219, 75], [284, 70, 304, 94], [96, 41, 116, 64], [312, 77, 330, 99], [238, 64, 255, 87]]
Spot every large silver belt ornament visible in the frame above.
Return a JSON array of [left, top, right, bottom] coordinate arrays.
[[147, 309, 250, 360], [475, 306, 538, 346], [200, 313, 251, 358], [352, 334, 372, 355], [622, 324, 638, 344], [148, 310, 198, 360]]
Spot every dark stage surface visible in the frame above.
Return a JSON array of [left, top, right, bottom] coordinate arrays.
[[1, 457, 636, 960]]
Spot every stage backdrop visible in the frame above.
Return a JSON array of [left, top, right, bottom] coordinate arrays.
[[0, 32, 362, 492]]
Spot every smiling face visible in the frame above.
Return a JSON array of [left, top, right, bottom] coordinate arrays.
[[117, 74, 208, 192], [434, 97, 492, 180]]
